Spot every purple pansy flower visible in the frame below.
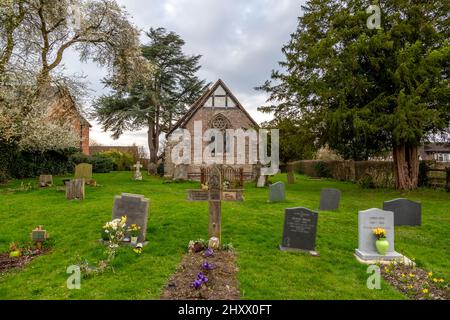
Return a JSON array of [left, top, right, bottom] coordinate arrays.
[[192, 279, 202, 289], [204, 248, 213, 257], [202, 261, 214, 270]]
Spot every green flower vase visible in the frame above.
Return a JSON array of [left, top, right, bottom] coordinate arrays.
[[376, 238, 389, 255]]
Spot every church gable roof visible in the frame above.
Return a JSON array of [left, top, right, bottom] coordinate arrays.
[[167, 79, 258, 136]]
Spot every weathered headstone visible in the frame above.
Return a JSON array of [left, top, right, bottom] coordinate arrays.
[[280, 207, 319, 255], [383, 198, 421, 226], [256, 175, 267, 188], [319, 188, 341, 211], [39, 175, 53, 187], [269, 181, 285, 202], [355, 208, 402, 261], [287, 171, 295, 184], [112, 193, 149, 243], [133, 161, 143, 181], [66, 179, 85, 200], [75, 163, 92, 181], [173, 164, 188, 180]]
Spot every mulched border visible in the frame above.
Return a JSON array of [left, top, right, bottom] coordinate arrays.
[[161, 249, 240, 300], [380, 262, 449, 300], [0, 249, 49, 275]]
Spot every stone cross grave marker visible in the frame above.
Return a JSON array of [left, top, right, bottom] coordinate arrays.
[[112, 193, 149, 243], [187, 165, 244, 242], [280, 207, 319, 255], [133, 161, 143, 181], [75, 163, 92, 181], [269, 181, 285, 202], [355, 208, 402, 261], [383, 198, 421, 226], [39, 175, 53, 187], [66, 179, 85, 200], [319, 188, 341, 211]]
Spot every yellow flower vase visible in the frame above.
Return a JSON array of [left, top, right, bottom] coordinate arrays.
[[376, 238, 389, 256]]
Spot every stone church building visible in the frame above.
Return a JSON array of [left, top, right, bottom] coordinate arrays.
[[164, 79, 259, 181]]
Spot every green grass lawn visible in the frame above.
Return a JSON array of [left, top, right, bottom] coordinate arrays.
[[0, 172, 448, 299]]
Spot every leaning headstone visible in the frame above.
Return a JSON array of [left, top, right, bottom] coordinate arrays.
[[287, 171, 295, 184], [383, 198, 421, 226], [280, 207, 319, 255], [66, 179, 85, 200], [173, 164, 188, 180], [269, 181, 285, 202], [112, 193, 149, 243], [39, 175, 53, 187], [75, 163, 92, 180], [355, 208, 402, 262], [133, 161, 143, 181], [319, 188, 341, 211], [256, 175, 267, 188]]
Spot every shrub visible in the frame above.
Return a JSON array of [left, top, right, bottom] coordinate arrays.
[[314, 161, 331, 178], [69, 153, 90, 166], [100, 150, 134, 171], [418, 161, 429, 187], [358, 174, 376, 189], [90, 154, 114, 173]]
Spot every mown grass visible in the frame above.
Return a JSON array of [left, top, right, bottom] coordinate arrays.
[[0, 172, 448, 299]]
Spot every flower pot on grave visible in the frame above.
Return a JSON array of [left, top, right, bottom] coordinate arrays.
[[376, 238, 389, 256], [9, 251, 21, 258], [131, 236, 138, 246]]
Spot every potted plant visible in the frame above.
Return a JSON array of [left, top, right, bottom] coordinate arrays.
[[129, 224, 141, 245], [9, 242, 21, 258], [373, 228, 389, 255]]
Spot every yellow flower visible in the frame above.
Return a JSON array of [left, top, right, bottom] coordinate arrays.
[[439, 279, 444, 283], [401, 274, 406, 278], [422, 289, 428, 294], [408, 285, 413, 289], [409, 273, 414, 278], [428, 272, 433, 277], [433, 278, 438, 283]]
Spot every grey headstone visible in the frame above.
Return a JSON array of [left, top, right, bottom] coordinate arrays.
[[319, 188, 341, 211], [269, 182, 285, 202], [383, 198, 421, 226], [173, 164, 188, 180], [112, 193, 149, 242], [280, 207, 318, 252], [355, 208, 402, 261]]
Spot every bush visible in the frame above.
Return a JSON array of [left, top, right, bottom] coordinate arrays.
[[69, 153, 90, 165], [358, 175, 376, 189], [100, 150, 134, 171], [418, 161, 429, 187], [90, 154, 114, 173], [314, 161, 331, 178]]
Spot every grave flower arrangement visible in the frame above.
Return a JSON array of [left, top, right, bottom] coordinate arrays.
[[372, 227, 389, 255], [128, 224, 141, 245]]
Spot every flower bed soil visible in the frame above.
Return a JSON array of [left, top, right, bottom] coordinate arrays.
[[0, 250, 48, 274], [161, 250, 240, 300], [381, 262, 449, 300]]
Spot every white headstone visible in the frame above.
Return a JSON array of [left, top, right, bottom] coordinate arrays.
[[355, 208, 402, 261]]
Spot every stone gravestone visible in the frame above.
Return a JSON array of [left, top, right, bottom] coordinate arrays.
[[319, 188, 341, 211], [287, 171, 295, 184], [39, 175, 53, 187], [269, 181, 285, 202], [355, 208, 402, 262], [256, 175, 267, 188], [173, 164, 188, 181], [66, 179, 85, 200], [112, 193, 149, 243], [280, 207, 319, 255], [75, 163, 92, 181], [383, 198, 421, 226], [133, 161, 143, 181]]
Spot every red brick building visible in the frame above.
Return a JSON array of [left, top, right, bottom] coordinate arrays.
[[47, 88, 91, 155]]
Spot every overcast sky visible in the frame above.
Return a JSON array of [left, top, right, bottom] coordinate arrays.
[[62, 0, 304, 152]]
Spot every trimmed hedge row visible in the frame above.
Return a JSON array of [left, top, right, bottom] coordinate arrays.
[[288, 160, 395, 188]]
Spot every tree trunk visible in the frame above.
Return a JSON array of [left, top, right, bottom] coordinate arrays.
[[392, 143, 419, 190], [148, 117, 158, 164]]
